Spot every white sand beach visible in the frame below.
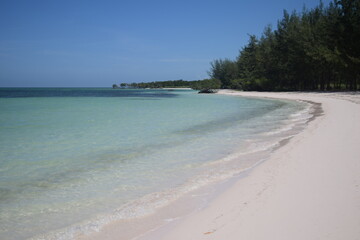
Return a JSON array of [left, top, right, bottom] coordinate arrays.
[[137, 90, 360, 240], [80, 90, 360, 240]]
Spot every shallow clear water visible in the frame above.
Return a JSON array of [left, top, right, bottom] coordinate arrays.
[[0, 88, 310, 239]]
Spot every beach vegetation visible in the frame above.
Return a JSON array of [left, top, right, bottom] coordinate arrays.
[[192, 78, 222, 93], [209, 59, 238, 89], [114, 79, 222, 93], [208, 0, 360, 91]]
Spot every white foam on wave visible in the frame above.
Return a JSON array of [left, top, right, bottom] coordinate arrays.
[[31, 162, 264, 240], [264, 101, 312, 137]]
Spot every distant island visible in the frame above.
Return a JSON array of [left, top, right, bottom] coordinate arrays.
[[115, 0, 359, 92]]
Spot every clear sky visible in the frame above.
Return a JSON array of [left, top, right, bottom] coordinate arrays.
[[0, 0, 329, 87]]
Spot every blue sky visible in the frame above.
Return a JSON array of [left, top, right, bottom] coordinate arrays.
[[0, 0, 329, 87]]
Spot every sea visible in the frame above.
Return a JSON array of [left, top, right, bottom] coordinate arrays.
[[0, 88, 313, 240]]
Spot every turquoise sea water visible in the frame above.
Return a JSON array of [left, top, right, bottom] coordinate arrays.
[[0, 88, 311, 240]]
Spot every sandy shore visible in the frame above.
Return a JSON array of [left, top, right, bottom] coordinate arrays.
[[80, 90, 360, 240], [138, 90, 360, 240]]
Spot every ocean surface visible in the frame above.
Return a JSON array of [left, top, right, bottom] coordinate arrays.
[[0, 88, 312, 240]]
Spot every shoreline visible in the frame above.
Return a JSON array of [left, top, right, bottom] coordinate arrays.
[[22, 90, 309, 240], [74, 91, 314, 240], [76, 90, 359, 240], [136, 90, 360, 240], [76, 90, 360, 240]]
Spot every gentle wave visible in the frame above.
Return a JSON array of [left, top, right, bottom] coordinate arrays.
[[29, 99, 315, 240]]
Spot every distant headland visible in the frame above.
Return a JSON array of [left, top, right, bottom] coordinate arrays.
[[112, 79, 221, 93]]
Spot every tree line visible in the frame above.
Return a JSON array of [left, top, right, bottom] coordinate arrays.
[[113, 79, 221, 91], [113, 80, 195, 89], [209, 0, 360, 91]]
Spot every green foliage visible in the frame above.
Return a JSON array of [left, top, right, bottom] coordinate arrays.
[[192, 78, 221, 91], [115, 79, 221, 92], [121, 80, 194, 89], [209, 59, 238, 88], [207, 0, 360, 91], [229, 78, 243, 89]]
